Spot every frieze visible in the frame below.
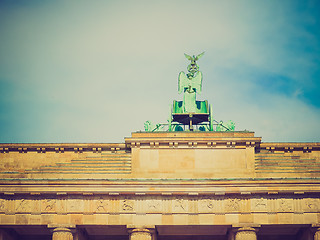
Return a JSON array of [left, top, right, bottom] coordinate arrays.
[[173, 197, 188, 212], [5, 197, 15, 214], [304, 198, 319, 211], [0, 199, 5, 212], [15, 198, 30, 213], [121, 197, 134, 211], [0, 195, 319, 215], [42, 199, 56, 212], [251, 196, 267, 212], [198, 197, 215, 213], [95, 196, 109, 212], [277, 198, 293, 212], [225, 197, 240, 212]]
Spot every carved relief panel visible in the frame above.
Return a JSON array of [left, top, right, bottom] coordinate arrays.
[[304, 197, 319, 212], [121, 197, 134, 212], [277, 198, 293, 212], [15, 198, 31, 213], [198, 196, 215, 213], [0, 199, 6, 213], [95, 196, 109, 213], [173, 196, 188, 213], [251, 196, 267, 212], [0, 194, 319, 216], [42, 198, 56, 213], [225, 197, 241, 212]]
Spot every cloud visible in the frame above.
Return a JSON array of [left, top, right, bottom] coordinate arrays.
[[0, 0, 319, 143]]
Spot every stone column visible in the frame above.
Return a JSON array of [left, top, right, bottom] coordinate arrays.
[[52, 227, 73, 240], [48, 224, 76, 240], [234, 227, 259, 240], [128, 226, 156, 240]]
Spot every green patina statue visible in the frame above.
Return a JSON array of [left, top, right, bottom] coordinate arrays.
[[144, 120, 163, 132], [143, 52, 236, 132], [178, 52, 205, 113], [216, 120, 235, 131]]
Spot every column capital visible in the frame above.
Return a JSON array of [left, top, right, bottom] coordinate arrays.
[[311, 224, 320, 234], [52, 227, 73, 233], [127, 226, 156, 240], [127, 225, 156, 233], [49, 225, 75, 240], [232, 224, 261, 229], [127, 225, 156, 229], [48, 224, 76, 230], [128, 228, 154, 234], [232, 225, 259, 240], [236, 227, 259, 233], [312, 224, 320, 240], [312, 224, 320, 228], [231, 224, 260, 233]]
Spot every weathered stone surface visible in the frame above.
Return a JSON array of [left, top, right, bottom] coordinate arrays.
[[52, 227, 73, 240], [0, 132, 319, 238], [234, 227, 258, 240], [128, 228, 155, 240]]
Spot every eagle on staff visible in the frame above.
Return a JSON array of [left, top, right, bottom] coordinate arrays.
[[184, 52, 205, 65], [178, 52, 205, 113]]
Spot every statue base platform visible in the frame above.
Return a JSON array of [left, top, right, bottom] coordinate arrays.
[[125, 131, 261, 179]]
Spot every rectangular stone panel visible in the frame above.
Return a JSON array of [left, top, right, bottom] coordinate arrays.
[[0, 194, 319, 217]]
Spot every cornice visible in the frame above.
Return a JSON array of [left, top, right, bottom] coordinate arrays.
[[1, 141, 319, 153], [257, 142, 320, 152], [0, 143, 128, 153]]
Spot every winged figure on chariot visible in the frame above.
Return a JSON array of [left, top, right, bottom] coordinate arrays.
[[178, 52, 204, 113]]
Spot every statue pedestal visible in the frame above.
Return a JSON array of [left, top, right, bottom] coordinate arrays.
[[126, 132, 261, 179]]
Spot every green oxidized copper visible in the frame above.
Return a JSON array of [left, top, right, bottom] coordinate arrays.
[[144, 121, 153, 131], [143, 52, 236, 132], [227, 120, 235, 131], [169, 52, 215, 131], [178, 52, 204, 113], [216, 120, 235, 131], [144, 120, 163, 132]]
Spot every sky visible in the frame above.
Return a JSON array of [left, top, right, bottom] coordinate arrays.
[[0, 0, 319, 143]]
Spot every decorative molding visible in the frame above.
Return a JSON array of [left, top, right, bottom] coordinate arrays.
[[0, 143, 128, 153], [1, 194, 318, 215]]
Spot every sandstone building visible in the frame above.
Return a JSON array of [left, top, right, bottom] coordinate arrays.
[[0, 131, 319, 240]]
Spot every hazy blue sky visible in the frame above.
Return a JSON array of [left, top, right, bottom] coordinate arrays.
[[0, 0, 319, 143]]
